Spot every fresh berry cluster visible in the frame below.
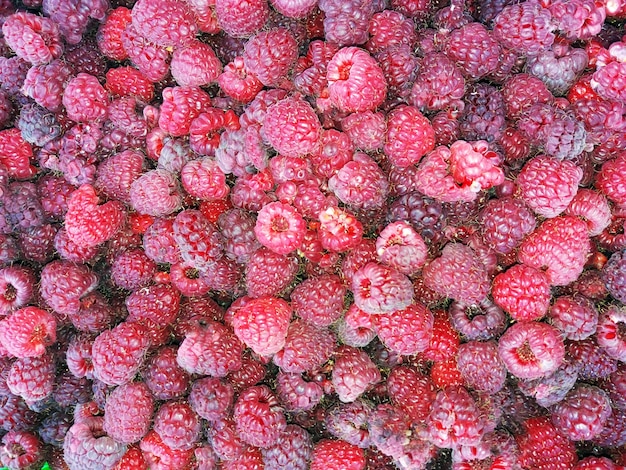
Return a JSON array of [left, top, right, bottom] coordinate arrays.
[[0, 0, 626, 469]]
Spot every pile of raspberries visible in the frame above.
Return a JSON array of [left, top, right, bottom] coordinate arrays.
[[1, 0, 626, 468]]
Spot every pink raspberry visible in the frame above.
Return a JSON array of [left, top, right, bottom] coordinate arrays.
[[97, 6, 132, 61], [96, 150, 145, 206], [173, 209, 224, 271], [448, 140, 505, 193], [158, 86, 212, 137], [423, 243, 490, 304], [234, 385, 286, 448], [328, 152, 389, 210], [153, 402, 201, 451], [131, 0, 197, 48], [0, 266, 35, 316], [177, 320, 243, 377], [42, 0, 107, 45], [0, 307, 56, 358], [457, 340, 507, 394], [412, 53, 465, 113], [548, 0, 606, 40], [181, 158, 229, 201], [517, 215, 590, 286], [551, 384, 611, 441], [384, 105, 435, 168], [276, 370, 323, 411], [327, 47, 387, 113], [341, 111, 387, 151], [290, 274, 346, 327], [548, 295, 598, 340], [91, 321, 151, 386], [64, 184, 125, 248], [493, 1, 556, 55], [6, 354, 55, 402], [269, 154, 313, 184], [375, 221, 428, 275], [39, 260, 98, 315], [214, 0, 269, 38], [243, 28, 297, 87], [596, 151, 626, 207], [427, 386, 485, 449], [103, 382, 153, 444], [231, 296, 292, 356], [110, 249, 156, 291], [492, 264, 552, 321], [106, 96, 148, 139], [273, 319, 336, 372], [0, 431, 43, 470], [264, 96, 321, 157], [372, 302, 434, 355], [0, 128, 36, 180], [21, 60, 72, 112], [170, 40, 222, 87], [336, 304, 377, 348], [245, 247, 298, 298], [332, 345, 381, 403], [444, 22, 500, 79], [565, 188, 612, 237], [366, 10, 415, 54], [141, 216, 182, 264], [351, 262, 414, 315], [64, 419, 126, 470], [130, 170, 183, 217], [592, 43, 626, 104], [318, 206, 364, 252], [517, 416, 577, 470], [189, 377, 234, 422], [319, 0, 374, 47], [254, 202, 306, 255], [596, 306, 626, 362], [218, 56, 264, 104], [526, 42, 589, 96], [367, 403, 411, 459], [325, 400, 372, 448], [262, 424, 313, 470], [157, 139, 201, 174], [142, 346, 190, 401], [498, 321, 565, 380], [575, 457, 622, 470], [140, 430, 193, 470], [62, 73, 109, 123], [217, 209, 261, 263], [1, 12, 63, 65], [126, 283, 181, 328], [189, 108, 240, 156], [449, 299, 506, 341], [310, 439, 366, 470]]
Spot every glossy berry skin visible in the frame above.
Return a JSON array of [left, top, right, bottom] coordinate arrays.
[[332, 345, 381, 403], [384, 105, 435, 168], [64, 419, 126, 470], [479, 197, 536, 254], [376, 221, 428, 275], [551, 384, 612, 441], [0, 307, 56, 358], [290, 275, 346, 328], [310, 439, 366, 470], [493, 2, 555, 55], [264, 96, 321, 157], [372, 303, 434, 356], [328, 153, 389, 210], [142, 346, 191, 401], [254, 202, 306, 255], [153, 401, 201, 451], [215, 0, 269, 38], [131, 0, 197, 48], [517, 416, 577, 470], [262, 424, 313, 470], [2, 12, 64, 65]]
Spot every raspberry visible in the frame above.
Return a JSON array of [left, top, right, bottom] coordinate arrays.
[[366, 10, 415, 54], [173, 209, 223, 271], [479, 197, 536, 254], [126, 283, 181, 328], [387, 192, 445, 245], [113, 445, 147, 470], [0, 266, 35, 316], [526, 41, 589, 96], [325, 400, 372, 448], [131, 0, 197, 48], [140, 430, 193, 470], [110, 248, 156, 291], [274, 320, 336, 373], [596, 151, 626, 207], [189, 377, 234, 422], [498, 321, 565, 380], [91, 321, 151, 386], [310, 439, 366, 470], [423, 243, 490, 304], [21, 60, 72, 112], [591, 44, 626, 103], [105, 67, 154, 103], [243, 28, 297, 87], [0, 393, 38, 432], [445, 22, 500, 79], [551, 384, 611, 441], [142, 346, 190, 401], [502, 73, 554, 120], [328, 152, 389, 210], [492, 264, 551, 321], [158, 86, 212, 137], [548, 295, 598, 340], [6, 353, 55, 402], [189, 109, 239, 157], [0, 57, 30, 97], [457, 340, 507, 394], [603, 250, 626, 303], [384, 105, 435, 168], [375, 221, 428, 275], [177, 320, 243, 377], [518, 216, 590, 286], [336, 304, 377, 348], [339, 111, 385, 152], [410, 52, 465, 113], [0, 307, 56, 359], [223, 447, 264, 469], [387, 366, 436, 424], [218, 56, 265, 104], [518, 358, 579, 407], [253, 202, 306, 255], [97, 7, 132, 61], [215, 0, 269, 37], [372, 303, 433, 355], [375, 45, 419, 101], [96, 151, 145, 206], [596, 307, 626, 362], [0, 431, 43, 470], [548, 0, 606, 40], [575, 457, 622, 470], [153, 401, 201, 451], [276, 370, 323, 411], [318, 206, 364, 252], [351, 262, 414, 315], [17, 224, 57, 264], [517, 417, 574, 470], [327, 47, 387, 113], [217, 209, 261, 263], [332, 345, 381, 403], [459, 84, 506, 143], [17, 103, 62, 148], [426, 386, 485, 449], [1, 181, 44, 233], [39, 260, 98, 315], [2, 12, 63, 65], [421, 311, 460, 362], [245, 247, 298, 298], [63, 419, 126, 470], [0, 128, 36, 181], [290, 274, 345, 327], [493, 1, 555, 55], [264, 96, 321, 157], [103, 382, 153, 444], [568, 337, 617, 380], [232, 296, 292, 356], [233, 385, 287, 448], [269, 155, 313, 184], [270, 0, 317, 18], [262, 424, 312, 470], [449, 299, 506, 341], [62, 73, 109, 123], [64, 184, 125, 248], [319, 0, 374, 47], [367, 403, 411, 459]]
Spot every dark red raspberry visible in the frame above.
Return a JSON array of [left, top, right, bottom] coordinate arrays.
[[327, 46, 387, 113], [158, 86, 212, 137], [387, 366, 436, 424], [243, 28, 297, 87], [126, 283, 180, 330], [457, 340, 507, 394], [97, 6, 132, 61], [603, 250, 626, 303], [105, 66, 154, 102], [0, 266, 35, 316], [310, 439, 366, 470], [493, 1, 555, 55], [597, 151, 626, 207], [103, 382, 153, 444], [215, 0, 269, 37], [319, 0, 374, 47], [39, 260, 98, 315], [142, 346, 190, 401], [264, 96, 321, 157], [140, 430, 193, 470], [6, 353, 55, 402], [459, 84, 506, 143], [351, 262, 414, 315], [91, 321, 151, 386], [548, 295, 598, 340], [0, 128, 36, 180], [492, 264, 551, 321], [131, 0, 197, 48], [366, 10, 415, 54], [0, 307, 56, 358], [233, 385, 287, 448], [410, 52, 465, 113], [189, 377, 234, 422], [110, 249, 156, 291], [479, 197, 536, 254], [502, 73, 554, 120], [376, 45, 419, 101], [245, 247, 298, 298], [2, 12, 63, 65], [0, 393, 38, 432], [568, 337, 617, 380], [372, 303, 433, 355], [332, 345, 381, 403], [445, 22, 500, 79]]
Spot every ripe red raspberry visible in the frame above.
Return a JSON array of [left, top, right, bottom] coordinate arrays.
[[332, 345, 381, 403], [596, 151, 626, 207], [502, 73, 554, 120], [479, 197, 536, 254], [387, 366, 436, 423], [22, 60, 72, 112], [97, 6, 132, 61], [264, 96, 321, 157], [215, 0, 269, 37], [290, 274, 346, 327], [140, 430, 193, 470], [328, 153, 389, 210], [62, 73, 108, 123], [142, 346, 190, 401], [575, 457, 622, 470], [448, 140, 505, 192], [366, 10, 415, 54], [517, 416, 577, 470], [427, 386, 485, 449], [158, 86, 212, 137], [449, 299, 506, 341], [245, 247, 298, 298], [243, 28, 297, 87], [112, 445, 147, 470], [273, 320, 336, 372], [457, 340, 507, 394], [327, 47, 387, 113], [420, 311, 460, 362], [254, 201, 306, 255], [131, 0, 197, 48], [126, 283, 181, 329], [232, 296, 292, 356], [189, 108, 240, 157], [551, 384, 611, 441], [170, 40, 222, 87], [103, 382, 153, 444], [218, 56, 264, 104], [39, 260, 98, 315], [0, 431, 43, 470], [0, 266, 35, 316], [173, 209, 223, 271], [492, 264, 551, 321], [269, 154, 313, 184], [0, 307, 56, 358], [319, 0, 374, 47], [498, 321, 565, 380], [493, 1, 555, 55], [518, 215, 590, 286], [423, 243, 490, 304], [189, 377, 234, 422], [105, 66, 154, 102], [153, 401, 201, 451], [1, 12, 63, 65], [64, 419, 126, 470], [262, 424, 312, 470], [372, 303, 434, 356], [548, 295, 598, 340], [596, 306, 626, 362], [233, 385, 286, 448], [0, 128, 36, 180], [310, 439, 366, 470], [177, 320, 243, 377], [384, 105, 435, 168], [6, 353, 55, 402], [318, 206, 364, 252], [91, 321, 151, 386], [351, 262, 414, 315], [375, 221, 428, 275]]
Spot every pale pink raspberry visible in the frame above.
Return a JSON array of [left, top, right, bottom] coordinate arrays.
[[2, 12, 64, 65], [158, 86, 212, 137], [375, 221, 428, 275], [0, 267, 36, 316], [548, 295, 598, 340], [328, 153, 389, 210], [270, 0, 317, 18], [62, 73, 108, 123], [492, 264, 552, 321], [243, 28, 298, 87], [254, 202, 306, 255], [341, 111, 387, 151], [384, 105, 435, 168], [336, 304, 377, 348], [351, 262, 414, 315], [318, 206, 364, 252], [215, 0, 269, 38], [264, 96, 321, 157], [103, 382, 153, 444], [332, 345, 381, 403], [457, 340, 507, 394], [276, 371, 324, 411], [39, 260, 99, 316], [129, 169, 183, 217], [447, 140, 505, 194]]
